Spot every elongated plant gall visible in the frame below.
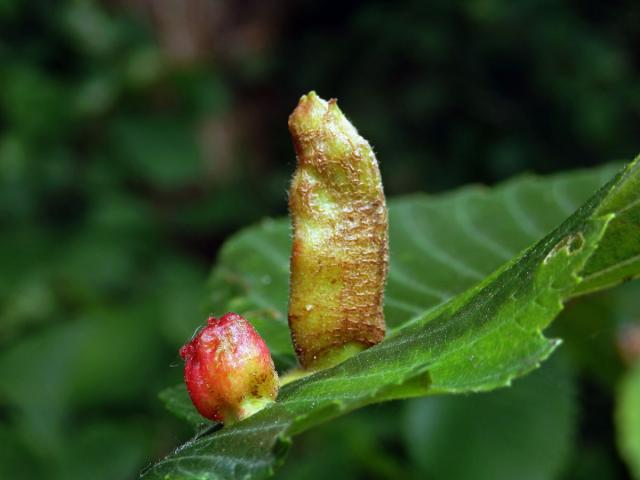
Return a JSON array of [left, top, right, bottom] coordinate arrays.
[[288, 91, 388, 369], [180, 313, 278, 423]]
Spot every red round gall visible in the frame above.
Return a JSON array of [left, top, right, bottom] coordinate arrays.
[[180, 313, 278, 423]]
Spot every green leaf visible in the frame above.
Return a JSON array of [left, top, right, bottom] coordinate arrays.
[[574, 162, 640, 295], [145, 159, 640, 479], [403, 354, 577, 480], [617, 363, 640, 480], [207, 162, 627, 360], [159, 385, 210, 429]]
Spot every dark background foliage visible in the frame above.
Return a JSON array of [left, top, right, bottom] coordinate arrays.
[[0, 1, 639, 479]]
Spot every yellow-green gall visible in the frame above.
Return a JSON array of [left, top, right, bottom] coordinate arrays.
[[287, 91, 388, 369]]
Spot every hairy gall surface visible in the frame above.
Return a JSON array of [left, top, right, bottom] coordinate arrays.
[[288, 92, 389, 369]]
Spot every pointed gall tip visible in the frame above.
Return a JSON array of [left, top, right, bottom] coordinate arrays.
[[326, 98, 346, 121], [289, 91, 330, 135]]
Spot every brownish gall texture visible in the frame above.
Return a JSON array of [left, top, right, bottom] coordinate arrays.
[[288, 91, 388, 369]]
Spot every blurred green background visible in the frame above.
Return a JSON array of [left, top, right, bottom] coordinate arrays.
[[1, 1, 639, 479]]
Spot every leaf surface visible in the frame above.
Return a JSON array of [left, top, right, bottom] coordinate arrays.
[[145, 159, 640, 480], [207, 163, 630, 360]]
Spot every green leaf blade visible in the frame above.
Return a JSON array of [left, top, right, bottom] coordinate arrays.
[[575, 160, 640, 295], [206, 163, 626, 361], [145, 159, 640, 480], [158, 385, 210, 429]]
